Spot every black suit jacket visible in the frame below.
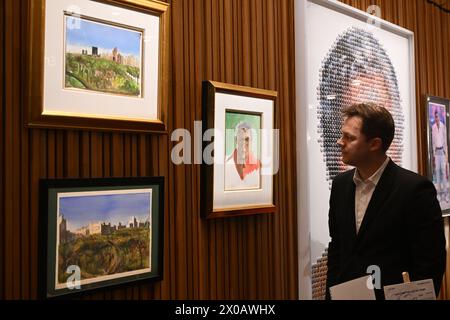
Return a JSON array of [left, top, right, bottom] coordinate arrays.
[[326, 160, 446, 299]]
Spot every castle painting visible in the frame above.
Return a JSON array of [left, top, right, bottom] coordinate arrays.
[[56, 189, 152, 289], [64, 14, 143, 97]]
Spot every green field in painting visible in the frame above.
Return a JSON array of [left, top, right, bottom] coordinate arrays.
[[58, 228, 150, 284], [65, 53, 140, 96]]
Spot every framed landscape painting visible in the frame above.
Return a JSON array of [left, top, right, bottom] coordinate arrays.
[[24, 0, 170, 133], [202, 81, 277, 219], [39, 177, 164, 298], [64, 14, 143, 97]]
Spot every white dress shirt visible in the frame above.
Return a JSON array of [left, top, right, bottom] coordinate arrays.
[[432, 122, 446, 151], [353, 157, 390, 234]]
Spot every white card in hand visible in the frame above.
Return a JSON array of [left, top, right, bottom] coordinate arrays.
[[330, 275, 376, 300]]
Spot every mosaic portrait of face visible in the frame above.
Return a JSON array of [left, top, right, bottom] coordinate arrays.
[[317, 27, 404, 183]]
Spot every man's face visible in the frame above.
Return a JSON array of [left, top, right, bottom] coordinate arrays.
[[337, 73, 395, 169], [236, 128, 251, 165], [344, 74, 392, 109], [435, 113, 441, 126], [337, 116, 372, 167]]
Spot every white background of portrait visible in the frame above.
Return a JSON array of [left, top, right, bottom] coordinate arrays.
[[295, 0, 417, 299], [44, 0, 160, 121], [213, 93, 274, 210]]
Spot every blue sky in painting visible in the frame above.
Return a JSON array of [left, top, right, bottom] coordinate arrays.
[[65, 16, 141, 57], [60, 192, 151, 231]]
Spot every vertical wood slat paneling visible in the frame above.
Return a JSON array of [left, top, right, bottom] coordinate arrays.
[[285, 0, 298, 299], [236, 0, 246, 297], [171, 0, 187, 299], [46, 132, 54, 178], [4, 0, 15, 299], [30, 130, 45, 299], [266, 0, 277, 300], [65, 132, 79, 177], [341, 0, 450, 301], [175, 0, 296, 300], [2, 0, 298, 300], [4, 0, 449, 301], [163, 2, 174, 300], [273, 20, 284, 297], [13, 0, 22, 300], [193, 0, 206, 300], [256, 0, 266, 298], [202, 1, 216, 300], [0, 1, 6, 297], [247, 0, 258, 300], [0, 0, 4, 300], [225, 0, 235, 300], [278, 0, 289, 297], [259, 0, 270, 299], [15, 0, 30, 299], [90, 133, 102, 178], [158, 136, 170, 298], [56, 132, 64, 178], [123, 135, 131, 177], [80, 133, 89, 178], [1, 0, 7, 298], [185, 0, 194, 299]]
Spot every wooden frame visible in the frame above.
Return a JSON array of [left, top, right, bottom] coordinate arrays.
[[425, 95, 450, 217], [39, 177, 164, 299], [24, 0, 170, 133], [202, 81, 277, 219]]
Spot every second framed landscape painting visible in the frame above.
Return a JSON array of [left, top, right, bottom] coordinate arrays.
[[39, 177, 164, 298], [202, 81, 277, 219], [25, 0, 170, 132]]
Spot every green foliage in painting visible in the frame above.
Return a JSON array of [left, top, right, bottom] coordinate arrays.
[[65, 53, 141, 96], [58, 227, 150, 283]]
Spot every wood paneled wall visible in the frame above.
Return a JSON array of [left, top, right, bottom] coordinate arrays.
[[0, 0, 298, 299], [339, 0, 450, 299], [3, 0, 450, 300]]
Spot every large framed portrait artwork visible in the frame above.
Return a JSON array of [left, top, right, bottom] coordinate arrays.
[[425, 96, 450, 216], [39, 177, 164, 298], [295, 0, 417, 297], [24, 0, 169, 133], [202, 81, 277, 219]]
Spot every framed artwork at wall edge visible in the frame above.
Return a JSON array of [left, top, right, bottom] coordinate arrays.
[[425, 95, 450, 216], [201, 80, 277, 219], [24, 0, 170, 133], [39, 177, 164, 299]]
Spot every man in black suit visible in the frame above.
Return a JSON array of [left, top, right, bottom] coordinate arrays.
[[326, 103, 446, 299]]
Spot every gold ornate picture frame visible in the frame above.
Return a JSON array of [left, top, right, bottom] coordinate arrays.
[[24, 0, 170, 133]]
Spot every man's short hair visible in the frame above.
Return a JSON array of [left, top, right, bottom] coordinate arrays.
[[343, 103, 395, 152], [317, 27, 404, 182]]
